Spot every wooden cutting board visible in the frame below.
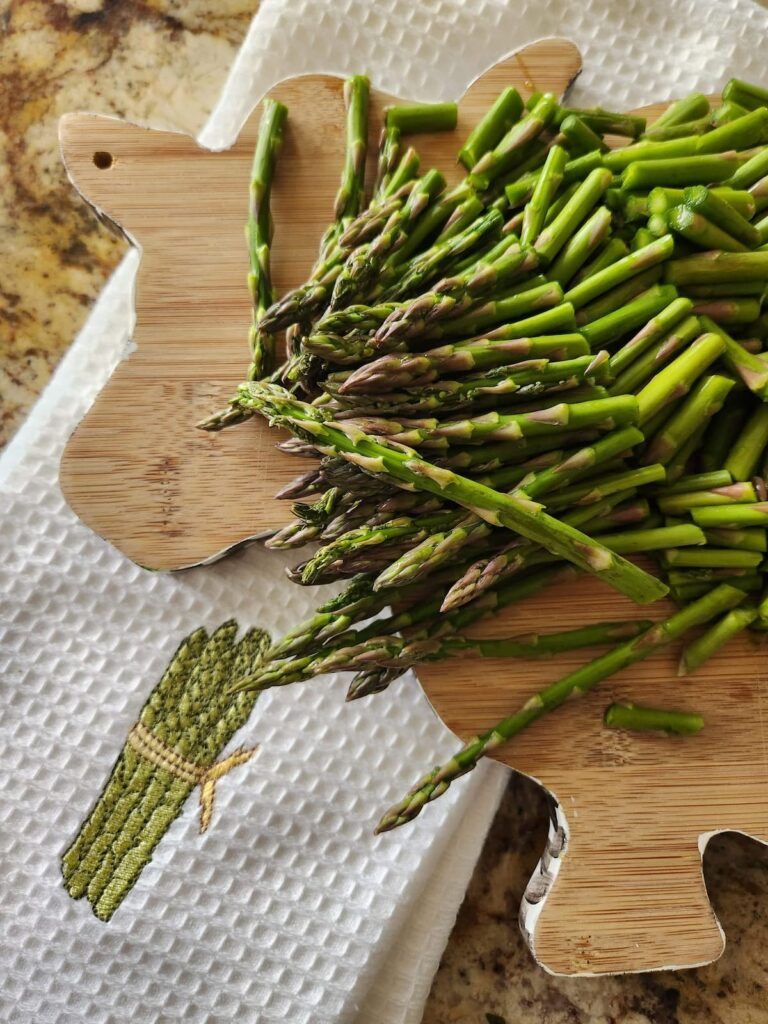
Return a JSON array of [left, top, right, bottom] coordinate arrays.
[[58, 40, 768, 975]]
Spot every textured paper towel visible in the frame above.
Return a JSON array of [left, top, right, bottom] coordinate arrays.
[[3, 1, 768, 1022], [0, 248, 507, 1024]]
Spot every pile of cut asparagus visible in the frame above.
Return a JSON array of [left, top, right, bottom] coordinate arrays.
[[202, 75, 768, 831]]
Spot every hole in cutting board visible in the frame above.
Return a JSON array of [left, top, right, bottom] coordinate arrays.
[[93, 151, 114, 169]]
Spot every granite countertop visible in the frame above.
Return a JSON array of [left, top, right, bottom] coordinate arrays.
[[3, 4, 768, 1023]]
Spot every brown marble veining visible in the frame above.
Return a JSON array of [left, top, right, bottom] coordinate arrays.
[[0, 0, 257, 445], [423, 774, 768, 1023]]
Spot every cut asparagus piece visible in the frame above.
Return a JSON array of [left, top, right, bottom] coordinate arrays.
[[590, 524, 705, 554], [679, 605, 758, 674], [604, 702, 704, 735], [547, 207, 613, 287], [559, 114, 608, 154], [469, 93, 558, 189], [642, 374, 734, 465], [622, 155, 743, 191], [722, 79, 768, 111], [555, 106, 646, 138], [692, 503, 768, 528], [521, 145, 569, 247], [699, 316, 768, 398], [459, 87, 523, 169], [724, 403, 768, 482], [648, 93, 710, 131], [581, 284, 678, 350], [683, 185, 762, 246], [385, 102, 457, 133], [658, 481, 757, 514], [634, 330, 725, 424], [564, 235, 675, 310], [533, 168, 613, 264], [608, 297, 693, 377]]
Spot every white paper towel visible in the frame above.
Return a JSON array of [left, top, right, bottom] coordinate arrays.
[[3, 2, 768, 1022]]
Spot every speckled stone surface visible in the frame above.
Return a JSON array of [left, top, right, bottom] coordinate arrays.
[[0, 0, 256, 444], [422, 773, 768, 1023], [5, 4, 768, 1020]]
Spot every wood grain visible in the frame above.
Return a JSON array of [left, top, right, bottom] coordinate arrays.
[[57, 42, 768, 976], [58, 38, 581, 570]]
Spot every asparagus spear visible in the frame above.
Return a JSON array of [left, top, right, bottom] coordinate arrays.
[[711, 101, 751, 127], [658, 481, 757, 514], [425, 393, 639, 444], [564, 235, 675, 309], [572, 237, 630, 283], [642, 374, 734, 465], [459, 87, 523, 169], [239, 382, 667, 602], [521, 145, 569, 247], [634, 330, 725, 424], [662, 547, 762, 569], [641, 117, 712, 142], [668, 206, 750, 252], [440, 490, 638, 611], [647, 92, 710, 130], [665, 250, 768, 285], [679, 605, 758, 674], [702, 528, 767, 552], [621, 155, 743, 191], [334, 75, 370, 222], [469, 93, 557, 190], [339, 326, 586, 393], [375, 584, 745, 832], [374, 428, 642, 589], [649, 185, 756, 220], [725, 146, 768, 191], [604, 702, 704, 735], [385, 102, 457, 133], [682, 185, 761, 247], [316, 620, 653, 674], [543, 464, 666, 511], [722, 78, 768, 111], [608, 297, 693, 377], [533, 168, 613, 264], [246, 98, 287, 380], [690, 298, 761, 325], [555, 106, 646, 137], [373, 126, 401, 198], [581, 284, 678, 349], [559, 114, 608, 154], [693, 503, 768, 528], [514, 426, 644, 500], [699, 316, 768, 398], [440, 430, 603, 470], [722, 404, 768, 482], [591, 523, 705, 554], [546, 207, 613, 287]]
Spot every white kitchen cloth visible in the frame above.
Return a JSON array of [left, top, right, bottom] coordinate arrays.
[[3, 2, 768, 1023]]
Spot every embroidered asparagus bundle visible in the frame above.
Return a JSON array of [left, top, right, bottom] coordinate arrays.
[[62, 623, 268, 921]]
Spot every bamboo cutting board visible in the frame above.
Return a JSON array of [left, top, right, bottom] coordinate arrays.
[[58, 41, 768, 975]]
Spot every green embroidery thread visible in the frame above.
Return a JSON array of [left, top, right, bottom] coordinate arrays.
[[61, 621, 269, 921]]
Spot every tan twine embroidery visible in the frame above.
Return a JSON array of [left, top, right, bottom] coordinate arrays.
[[127, 720, 258, 833]]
